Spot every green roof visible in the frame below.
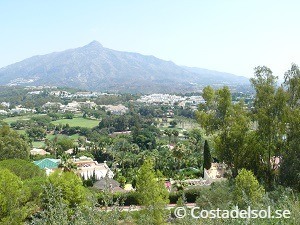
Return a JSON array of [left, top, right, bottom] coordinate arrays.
[[34, 158, 60, 169]]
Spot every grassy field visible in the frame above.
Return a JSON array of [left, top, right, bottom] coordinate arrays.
[[32, 134, 83, 149], [32, 141, 45, 148], [51, 117, 99, 128], [3, 115, 32, 124], [45, 133, 80, 140], [157, 117, 200, 131], [2, 114, 47, 125], [15, 130, 26, 135]]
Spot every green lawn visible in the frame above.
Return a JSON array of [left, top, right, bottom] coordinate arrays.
[[45, 133, 80, 140], [32, 141, 45, 148], [51, 117, 99, 128], [32, 134, 83, 149], [2, 114, 46, 125], [3, 115, 31, 124], [15, 130, 26, 135]]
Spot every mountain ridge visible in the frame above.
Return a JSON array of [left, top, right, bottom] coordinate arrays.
[[0, 41, 249, 93]]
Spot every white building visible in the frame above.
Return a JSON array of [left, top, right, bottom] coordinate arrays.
[[10, 106, 36, 114], [0, 110, 8, 115], [1, 102, 10, 108], [60, 101, 81, 112], [42, 102, 62, 109], [30, 148, 50, 156], [204, 163, 227, 183], [100, 104, 128, 115], [73, 156, 114, 180]]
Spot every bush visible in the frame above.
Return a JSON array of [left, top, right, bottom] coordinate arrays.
[[97, 191, 139, 206], [196, 181, 234, 209], [234, 168, 265, 207], [0, 159, 46, 180], [169, 192, 180, 204], [184, 187, 203, 203]]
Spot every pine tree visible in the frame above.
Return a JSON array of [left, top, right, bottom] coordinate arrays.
[[136, 159, 169, 225]]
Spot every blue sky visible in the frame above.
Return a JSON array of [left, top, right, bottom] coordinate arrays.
[[0, 0, 299, 79]]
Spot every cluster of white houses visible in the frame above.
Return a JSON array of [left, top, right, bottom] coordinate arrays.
[[48, 90, 117, 98], [0, 102, 36, 115], [42, 100, 97, 113], [137, 94, 205, 109]]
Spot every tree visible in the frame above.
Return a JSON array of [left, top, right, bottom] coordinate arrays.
[[280, 64, 300, 191], [164, 129, 172, 144], [0, 159, 45, 180], [250, 66, 287, 189], [64, 113, 74, 119], [26, 127, 46, 141], [196, 86, 231, 134], [0, 169, 30, 224], [234, 169, 265, 207], [172, 143, 187, 170], [172, 130, 179, 143], [136, 159, 169, 225], [169, 120, 177, 128], [197, 87, 253, 177], [57, 137, 74, 153], [214, 101, 252, 177], [31, 184, 70, 225], [203, 140, 212, 171], [58, 153, 77, 172], [0, 125, 30, 160], [188, 128, 203, 167], [202, 85, 215, 108], [31, 183, 131, 225], [49, 171, 89, 208]]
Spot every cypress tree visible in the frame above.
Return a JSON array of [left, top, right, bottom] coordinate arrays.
[[203, 140, 212, 170]]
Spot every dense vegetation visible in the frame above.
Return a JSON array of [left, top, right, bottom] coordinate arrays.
[[0, 64, 299, 224]]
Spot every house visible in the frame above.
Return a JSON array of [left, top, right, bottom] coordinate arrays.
[[42, 102, 62, 109], [99, 104, 128, 115], [0, 110, 8, 115], [49, 90, 71, 97], [33, 158, 60, 175], [79, 100, 97, 109], [28, 91, 41, 95], [30, 148, 50, 156], [93, 178, 125, 192], [109, 131, 131, 137], [203, 163, 227, 183], [64, 149, 74, 154], [10, 106, 36, 114], [270, 156, 281, 170], [60, 101, 81, 113], [73, 156, 114, 180], [1, 102, 10, 108]]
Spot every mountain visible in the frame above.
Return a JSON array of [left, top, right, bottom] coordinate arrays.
[[0, 41, 249, 93]]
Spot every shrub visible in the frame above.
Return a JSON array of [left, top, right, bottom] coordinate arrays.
[[234, 168, 265, 207]]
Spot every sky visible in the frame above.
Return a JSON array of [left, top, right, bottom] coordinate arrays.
[[0, 0, 299, 79]]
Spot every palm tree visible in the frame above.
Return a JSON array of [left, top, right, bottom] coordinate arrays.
[[58, 153, 77, 172], [172, 143, 187, 171], [164, 129, 172, 144], [172, 130, 179, 143], [45, 137, 59, 157]]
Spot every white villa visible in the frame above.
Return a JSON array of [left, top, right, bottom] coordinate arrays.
[[204, 163, 227, 183], [30, 148, 50, 156], [100, 104, 128, 115], [73, 156, 114, 180]]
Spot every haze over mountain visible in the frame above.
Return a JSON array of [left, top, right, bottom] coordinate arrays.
[[0, 41, 249, 93]]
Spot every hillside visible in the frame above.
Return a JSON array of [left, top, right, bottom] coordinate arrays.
[[0, 41, 249, 93]]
